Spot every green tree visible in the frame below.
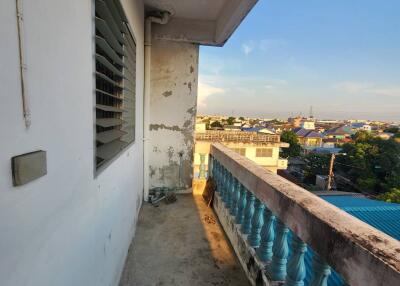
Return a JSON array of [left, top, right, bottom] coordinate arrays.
[[352, 130, 373, 142], [303, 153, 331, 184], [239, 116, 245, 121], [384, 127, 399, 133], [226, 116, 236, 125], [280, 130, 301, 158], [210, 120, 223, 129], [336, 132, 400, 193], [377, 188, 400, 204]]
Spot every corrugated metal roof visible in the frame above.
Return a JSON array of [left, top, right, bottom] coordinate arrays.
[[320, 196, 400, 240]]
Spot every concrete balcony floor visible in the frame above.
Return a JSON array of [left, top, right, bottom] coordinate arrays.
[[119, 193, 249, 286]]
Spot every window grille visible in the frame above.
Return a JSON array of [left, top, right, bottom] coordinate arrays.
[[255, 148, 273, 157], [94, 0, 136, 169], [232, 148, 246, 156]]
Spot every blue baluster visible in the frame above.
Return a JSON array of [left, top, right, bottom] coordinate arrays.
[[235, 184, 247, 224], [310, 254, 331, 286], [230, 178, 240, 216], [285, 235, 307, 286], [214, 161, 219, 187], [199, 153, 206, 179], [270, 219, 289, 281], [257, 207, 276, 262], [248, 199, 265, 247], [225, 172, 233, 208], [241, 191, 255, 234], [216, 162, 221, 192], [220, 167, 226, 199]]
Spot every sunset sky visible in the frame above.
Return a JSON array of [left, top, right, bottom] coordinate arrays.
[[198, 0, 400, 122]]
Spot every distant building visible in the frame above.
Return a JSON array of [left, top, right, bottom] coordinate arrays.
[[300, 120, 315, 130], [288, 116, 302, 128], [242, 127, 276, 134], [293, 128, 324, 149], [351, 122, 371, 132], [194, 130, 288, 174], [224, 125, 241, 131], [324, 125, 354, 140], [195, 123, 206, 133], [376, 132, 394, 140]]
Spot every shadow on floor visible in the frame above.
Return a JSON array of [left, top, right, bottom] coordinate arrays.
[[119, 194, 250, 286]]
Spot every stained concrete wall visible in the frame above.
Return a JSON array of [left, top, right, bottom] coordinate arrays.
[[0, 1, 144, 285], [149, 39, 199, 190]]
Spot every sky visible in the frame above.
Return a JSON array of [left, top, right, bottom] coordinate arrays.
[[198, 0, 400, 122]]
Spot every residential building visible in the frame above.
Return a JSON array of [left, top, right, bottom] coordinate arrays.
[[194, 130, 288, 174], [324, 125, 354, 140], [288, 116, 302, 128], [242, 126, 276, 134], [1, 1, 399, 286], [293, 127, 324, 148], [300, 119, 315, 130], [351, 122, 372, 132]]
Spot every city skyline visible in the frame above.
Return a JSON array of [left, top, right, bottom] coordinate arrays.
[[198, 0, 400, 122]]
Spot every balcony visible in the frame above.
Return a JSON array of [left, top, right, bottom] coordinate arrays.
[[121, 143, 400, 286]]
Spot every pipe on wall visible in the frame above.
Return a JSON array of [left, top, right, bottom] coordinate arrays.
[[143, 12, 170, 201], [16, 0, 31, 128]]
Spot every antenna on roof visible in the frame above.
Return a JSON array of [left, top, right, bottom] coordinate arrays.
[[309, 105, 314, 119]]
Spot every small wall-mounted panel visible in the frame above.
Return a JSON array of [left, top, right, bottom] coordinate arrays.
[[12, 151, 47, 186]]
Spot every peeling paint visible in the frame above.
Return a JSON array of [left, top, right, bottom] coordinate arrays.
[[167, 146, 174, 160], [149, 124, 183, 132], [149, 166, 156, 178], [149, 39, 199, 189], [162, 90, 173, 97], [187, 106, 196, 115], [188, 82, 192, 94]]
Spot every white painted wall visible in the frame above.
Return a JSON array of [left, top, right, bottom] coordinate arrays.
[[194, 141, 286, 175], [0, 1, 144, 285], [148, 39, 199, 190]]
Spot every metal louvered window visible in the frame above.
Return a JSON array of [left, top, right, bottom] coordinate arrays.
[[94, 0, 136, 170]]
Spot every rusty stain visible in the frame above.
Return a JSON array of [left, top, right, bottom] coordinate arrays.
[[163, 90, 173, 97], [188, 82, 192, 93]]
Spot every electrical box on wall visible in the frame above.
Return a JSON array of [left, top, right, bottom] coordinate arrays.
[[11, 150, 47, 186]]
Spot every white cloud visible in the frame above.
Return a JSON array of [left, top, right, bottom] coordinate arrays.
[[259, 39, 287, 51], [334, 81, 400, 97], [241, 41, 255, 55], [197, 79, 225, 108]]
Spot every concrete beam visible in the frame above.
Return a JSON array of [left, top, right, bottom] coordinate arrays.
[[150, 0, 258, 46], [215, 0, 258, 45], [211, 143, 400, 286], [152, 18, 217, 45]]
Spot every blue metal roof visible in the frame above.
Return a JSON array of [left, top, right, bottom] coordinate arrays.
[[320, 196, 400, 240]]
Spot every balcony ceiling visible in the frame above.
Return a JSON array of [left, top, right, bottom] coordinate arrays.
[[144, 0, 258, 46]]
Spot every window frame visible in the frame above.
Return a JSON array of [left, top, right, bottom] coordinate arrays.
[[93, 0, 137, 175], [255, 148, 273, 158]]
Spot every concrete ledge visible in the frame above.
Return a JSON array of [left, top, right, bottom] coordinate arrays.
[[214, 193, 274, 286], [211, 143, 400, 286]]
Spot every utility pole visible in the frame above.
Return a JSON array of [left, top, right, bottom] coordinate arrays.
[[327, 153, 335, 191]]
